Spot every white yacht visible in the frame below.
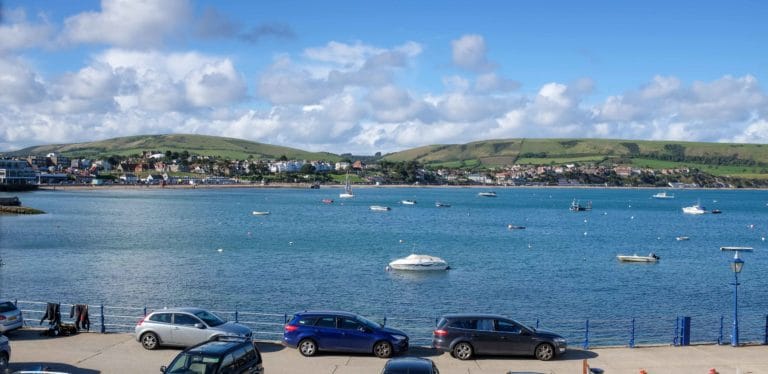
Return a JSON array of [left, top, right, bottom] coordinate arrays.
[[616, 253, 660, 263], [387, 254, 449, 271], [478, 191, 497, 197], [400, 200, 417, 205], [682, 201, 706, 214], [652, 191, 675, 199], [370, 205, 391, 211], [339, 172, 354, 198]]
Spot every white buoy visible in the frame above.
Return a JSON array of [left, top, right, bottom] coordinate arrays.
[[288, 241, 294, 245], [217, 248, 223, 252]]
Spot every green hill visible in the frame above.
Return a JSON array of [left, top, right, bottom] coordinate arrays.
[[5, 134, 341, 161]]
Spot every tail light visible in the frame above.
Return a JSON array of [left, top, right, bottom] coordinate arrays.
[[433, 329, 448, 337], [136, 317, 146, 326], [0, 316, 6, 321], [284, 324, 299, 333]]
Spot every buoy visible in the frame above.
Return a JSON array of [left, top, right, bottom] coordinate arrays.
[[288, 241, 294, 245], [399, 239, 404, 243], [217, 248, 223, 252]]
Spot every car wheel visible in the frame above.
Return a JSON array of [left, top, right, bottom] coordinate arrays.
[[298, 338, 317, 357], [452, 342, 473, 360], [535, 343, 555, 361], [0, 352, 8, 370], [373, 341, 393, 358], [140, 332, 160, 350]]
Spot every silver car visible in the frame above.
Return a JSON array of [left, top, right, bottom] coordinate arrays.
[[134, 307, 252, 350], [0, 300, 23, 333]]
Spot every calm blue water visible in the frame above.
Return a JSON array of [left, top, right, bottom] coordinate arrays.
[[1, 187, 767, 345]]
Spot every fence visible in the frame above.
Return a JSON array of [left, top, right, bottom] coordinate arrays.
[[14, 300, 768, 348]]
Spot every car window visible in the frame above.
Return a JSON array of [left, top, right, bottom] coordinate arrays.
[[314, 317, 337, 328], [297, 316, 318, 325], [220, 353, 235, 370], [148, 313, 172, 324], [448, 319, 477, 330], [477, 319, 494, 331], [356, 315, 382, 329], [167, 353, 220, 374], [495, 320, 522, 333], [194, 310, 226, 327], [339, 318, 362, 330], [174, 313, 201, 326], [0, 302, 17, 313]]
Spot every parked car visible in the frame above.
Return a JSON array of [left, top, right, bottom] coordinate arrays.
[[161, 337, 263, 374], [0, 335, 10, 372], [283, 310, 409, 358], [432, 313, 567, 361], [381, 357, 439, 374], [0, 300, 24, 333], [135, 307, 252, 350]]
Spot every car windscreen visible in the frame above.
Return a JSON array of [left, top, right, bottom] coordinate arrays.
[[194, 310, 226, 327], [0, 302, 17, 313], [166, 353, 221, 374], [356, 315, 382, 329]]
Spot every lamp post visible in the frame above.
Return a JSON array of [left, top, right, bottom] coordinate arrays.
[[730, 251, 744, 347]]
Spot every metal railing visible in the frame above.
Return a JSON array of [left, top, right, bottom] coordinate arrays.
[[13, 300, 768, 348]]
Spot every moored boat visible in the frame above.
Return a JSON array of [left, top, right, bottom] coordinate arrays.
[[339, 172, 354, 198], [570, 199, 592, 211], [478, 191, 497, 197], [401, 200, 417, 205], [387, 254, 449, 271], [652, 191, 675, 199], [321, 198, 334, 204], [252, 211, 270, 215], [435, 202, 451, 208], [507, 224, 526, 230], [682, 201, 706, 214], [370, 205, 391, 211], [616, 253, 660, 263], [676, 236, 690, 241]]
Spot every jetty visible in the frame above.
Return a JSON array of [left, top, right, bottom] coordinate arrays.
[[0, 196, 45, 214]]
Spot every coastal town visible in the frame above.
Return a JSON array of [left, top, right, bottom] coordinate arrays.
[[0, 150, 734, 190]]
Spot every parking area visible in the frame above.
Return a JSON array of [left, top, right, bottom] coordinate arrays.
[[4, 329, 768, 373]]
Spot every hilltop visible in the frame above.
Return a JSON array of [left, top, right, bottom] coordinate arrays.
[[4, 134, 341, 162]]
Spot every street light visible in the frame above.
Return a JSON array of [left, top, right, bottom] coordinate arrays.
[[730, 251, 744, 347]]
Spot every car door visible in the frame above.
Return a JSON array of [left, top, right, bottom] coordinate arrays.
[[145, 312, 174, 345], [171, 313, 207, 347], [494, 319, 533, 355], [312, 316, 343, 351], [336, 318, 373, 352], [469, 319, 503, 354]]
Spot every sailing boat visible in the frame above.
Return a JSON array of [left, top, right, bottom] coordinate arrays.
[[339, 171, 354, 198]]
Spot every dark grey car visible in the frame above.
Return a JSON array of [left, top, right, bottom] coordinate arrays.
[[432, 314, 567, 361], [135, 307, 252, 350]]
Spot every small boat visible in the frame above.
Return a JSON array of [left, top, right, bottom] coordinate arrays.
[[387, 254, 449, 271], [676, 236, 690, 241], [652, 191, 675, 199], [309, 182, 320, 189], [435, 202, 451, 208], [339, 172, 354, 198], [252, 211, 270, 216], [401, 200, 417, 205], [617, 253, 660, 263], [478, 191, 497, 197], [682, 201, 706, 215], [507, 225, 526, 230], [711, 209, 722, 214], [570, 199, 592, 211], [321, 199, 334, 204], [370, 205, 391, 211]]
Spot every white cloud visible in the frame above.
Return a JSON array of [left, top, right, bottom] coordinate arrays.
[[61, 0, 192, 48], [451, 34, 493, 72], [0, 7, 55, 52], [0, 57, 47, 106]]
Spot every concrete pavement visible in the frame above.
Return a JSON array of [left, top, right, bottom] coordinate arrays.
[[4, 329, 768, 373]]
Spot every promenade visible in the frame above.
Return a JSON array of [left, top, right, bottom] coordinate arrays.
[[5, 329, 768, 374]]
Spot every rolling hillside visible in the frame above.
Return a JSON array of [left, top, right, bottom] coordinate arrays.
[[4, 134, 341, 162]]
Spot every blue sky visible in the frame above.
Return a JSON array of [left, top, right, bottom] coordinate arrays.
[[1, 0, 767, 154]]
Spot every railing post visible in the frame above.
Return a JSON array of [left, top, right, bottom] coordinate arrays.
[[143, 306, 147, 316], [718, 315, 724, 345], [583, 319, 590, 349], [234, 306, 239, 324], [764, 315, 768, 345], [673, 316, 679, 346], [284, 313, 288, 324], [13, 299, 17, 306], [629, 318, 635, 348], [536, 318, 539, 329], [383, 316, 387, 327], [100, 304, 105, 333]]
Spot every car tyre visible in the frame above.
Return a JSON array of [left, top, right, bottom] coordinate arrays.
[[452, 342, 473, 360], [535, 343, 555, 361], [373, 341, 393, 358], [0, 352, 8, 371], [298, 338, 317, 357], [140, 332, 160, 350]]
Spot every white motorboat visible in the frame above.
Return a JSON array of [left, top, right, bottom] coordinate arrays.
[[339, 172, 354, 198], [478, 191, 497, 197], [387, 254, 449, 271], [652, 191, 675, 199], [676, 236, 690, 241], [616, 253, 660, 263], [252, 211, 270, 215], [682, 201, 706, 214], [370, 205, 391, 211], [435, 202, 451, 208], [401, 200, 417, 205]]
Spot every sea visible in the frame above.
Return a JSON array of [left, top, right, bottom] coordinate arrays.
[[1, 186, 767, 346]]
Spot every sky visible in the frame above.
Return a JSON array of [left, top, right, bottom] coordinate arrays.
[[1, 0, 767, 155]]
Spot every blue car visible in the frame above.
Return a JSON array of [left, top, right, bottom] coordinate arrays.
[[283, 311, 409, 358]]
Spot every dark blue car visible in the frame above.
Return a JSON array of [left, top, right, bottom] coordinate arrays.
[[283, 311, 409, 358]]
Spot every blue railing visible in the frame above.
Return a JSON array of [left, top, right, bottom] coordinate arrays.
[[13, 300, 768, 348]]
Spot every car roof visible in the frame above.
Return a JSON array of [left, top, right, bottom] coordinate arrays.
[[184, 340, 250, 356], [294, 310, 358, 318], [440, 313, 510, 320], [149, 307, 206, 314], [384, 357, 434, 369]]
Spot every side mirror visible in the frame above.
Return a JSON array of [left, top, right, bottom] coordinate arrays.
[[160, 365, 167, 373], [194, 323, 205, 329], [358, 326, 371, 333]]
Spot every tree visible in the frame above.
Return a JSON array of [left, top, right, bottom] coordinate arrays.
[[300, 164, 316, 174], [278, 154, 288, 161]]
